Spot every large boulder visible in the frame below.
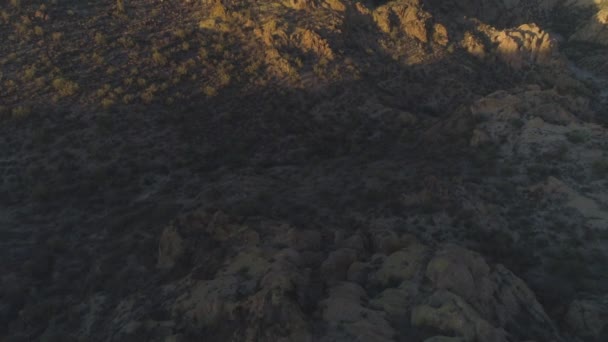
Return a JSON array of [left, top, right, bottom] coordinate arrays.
[[493, 24, 560, 69]]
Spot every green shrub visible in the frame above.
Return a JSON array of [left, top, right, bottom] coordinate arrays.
[[52, 78, 79, 97], [566, 130, 589, 144], [592, 159, 608, 177]]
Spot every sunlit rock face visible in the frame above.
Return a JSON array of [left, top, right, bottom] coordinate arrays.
[[492, 24, 560, 69]]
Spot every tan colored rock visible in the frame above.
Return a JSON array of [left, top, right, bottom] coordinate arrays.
[[282, 0, 316, 10], [461, 32, 486, 59], [292, 29, 334, 60], [244, 273, 313, 341], [400, 6, 429, 43], [493, 24, 559, 69], [373, 8, 393, 34], [433, 23, 449, 46], [323, 0, 346, 12]]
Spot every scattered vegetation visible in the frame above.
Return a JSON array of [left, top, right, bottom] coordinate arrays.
[[52, 78, 79, 97], [566, 130, 590, 144]]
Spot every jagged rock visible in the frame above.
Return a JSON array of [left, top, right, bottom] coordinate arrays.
[[469, 86, 587, 149], [398, 5, 431, 43], [411, 290, 509, 342], [433, 23, 449, 46], [565, 295, 608, 339], [461, 31, 487, 59], [292, 29, 335, 60], [373, 7, 393, 33], [424, 244, 563, 341], [323, 0, 346, 12], [282, 0, 316, 10], [493, 24, 559, 69]]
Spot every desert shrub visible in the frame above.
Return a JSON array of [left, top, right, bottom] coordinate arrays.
[[566, 130, 589, 144], [203, 85, 217, 97], [116, 0, 125, 13], [509, 118, 525, 128], [152, 50, 167, 66], [51, 32, 62, 41], [22, 65, 36, 81], [91, 52, 104, 65], [101, 98, 115, 108], [94, 32, 106, 45], [52, 78, 79, 97], [122, 94, 135, 104], [11, 106, 31, 119], [592, 159, 608, 177]]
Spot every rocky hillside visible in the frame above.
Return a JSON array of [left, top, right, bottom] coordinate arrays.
[[1, 0, 608, 341]]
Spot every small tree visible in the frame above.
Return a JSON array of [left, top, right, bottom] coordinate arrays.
[[117, 0, 125, 14]]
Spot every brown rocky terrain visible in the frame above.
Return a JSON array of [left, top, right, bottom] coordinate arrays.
[[1, 0, 608, 341]]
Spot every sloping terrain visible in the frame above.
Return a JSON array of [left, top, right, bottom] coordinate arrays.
[[1, 0, 608, 341]]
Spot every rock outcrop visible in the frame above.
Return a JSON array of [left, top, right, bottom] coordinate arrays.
[[492, 24, 559, 69], [142, 211, 569, 341]]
